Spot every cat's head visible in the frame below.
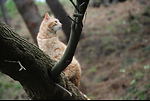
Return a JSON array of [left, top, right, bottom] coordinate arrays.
[[42, 13, 62, 33]]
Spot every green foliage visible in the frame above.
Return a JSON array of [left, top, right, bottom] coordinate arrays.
[[145, 84, 150, 89], [143, 65, 150, 70], [85, 58, 92, 64], [126, 22, 140, 33], [5, 0, 18, 18], [59, 0, 71, 4], [89, 30, 100, 35], [144, 5, 150, 15], [119, 69, 126, 73], [144, 46, 150, 50], [133, 71, 144, 79], [104, 45, 116, 51], [87, 67, 98, 74], [124, 38, 131, 43], [0, 9, 2, 16], [0, 73, 23, 99], [122, 58, 135, 68], [139, 57, 146, 63], [0, 0, 18, 18], [104, 25, 116, 33], [103, 36, 115, 44], [126, 86, 149, 100], [115, 19, 122, 25], [34, 0, 46, 5], [130, 79, 136, 85]]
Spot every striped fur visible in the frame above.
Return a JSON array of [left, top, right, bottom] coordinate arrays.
[[37, 13, 81, 87]]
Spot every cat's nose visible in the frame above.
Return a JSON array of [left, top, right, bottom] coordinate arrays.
[[60, 23, 62, 26]]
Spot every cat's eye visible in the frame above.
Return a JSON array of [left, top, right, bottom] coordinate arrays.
[[55, 20, 58, 23]]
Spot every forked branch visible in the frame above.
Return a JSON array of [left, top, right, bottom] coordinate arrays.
[[50, 0, 90, 83]]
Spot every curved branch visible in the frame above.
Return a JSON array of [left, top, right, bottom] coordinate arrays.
[[50, 0, 90, 83]]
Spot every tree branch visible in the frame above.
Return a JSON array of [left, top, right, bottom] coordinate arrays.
[[0, 22, 87, 100], [50, 0, 90, 83]]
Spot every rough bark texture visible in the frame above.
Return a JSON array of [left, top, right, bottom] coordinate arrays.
[[46, 0, 72, 43], [0, 22, 86, 100], [13, 0, 42, 45]]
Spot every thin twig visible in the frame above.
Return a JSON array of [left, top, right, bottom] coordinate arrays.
[[55, 83, 72, 96], [67, 15, 78, 24], [79, 2, 85, 12], [18, 61, 26, 71], [67, 15, 83, 29], [5, 60, 18, 63], [70, 0, 79, 12], [5, 60, 26, 71], [73, 13, 83, 17]]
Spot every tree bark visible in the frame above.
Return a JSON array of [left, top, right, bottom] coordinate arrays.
[[0, 22, 86, 100], [13, 0, 42, 45], [46, 0, 72, 43]]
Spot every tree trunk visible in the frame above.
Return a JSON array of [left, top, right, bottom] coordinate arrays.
[[0, 0, 11, 27], [46, 0, 72, 43], [0, 22, 86, 100], [13, 0, 42, 45]]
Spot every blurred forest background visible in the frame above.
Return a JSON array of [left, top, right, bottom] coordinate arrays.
[[0, 0, 150, 100]]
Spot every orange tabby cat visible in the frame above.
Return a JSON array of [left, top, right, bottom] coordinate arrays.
[[37, 13, 81, 87]]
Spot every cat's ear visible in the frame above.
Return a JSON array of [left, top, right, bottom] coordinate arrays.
[[44, 13, 50, 21]]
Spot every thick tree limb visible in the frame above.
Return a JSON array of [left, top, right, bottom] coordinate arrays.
[[0, 22, 86, 100]]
